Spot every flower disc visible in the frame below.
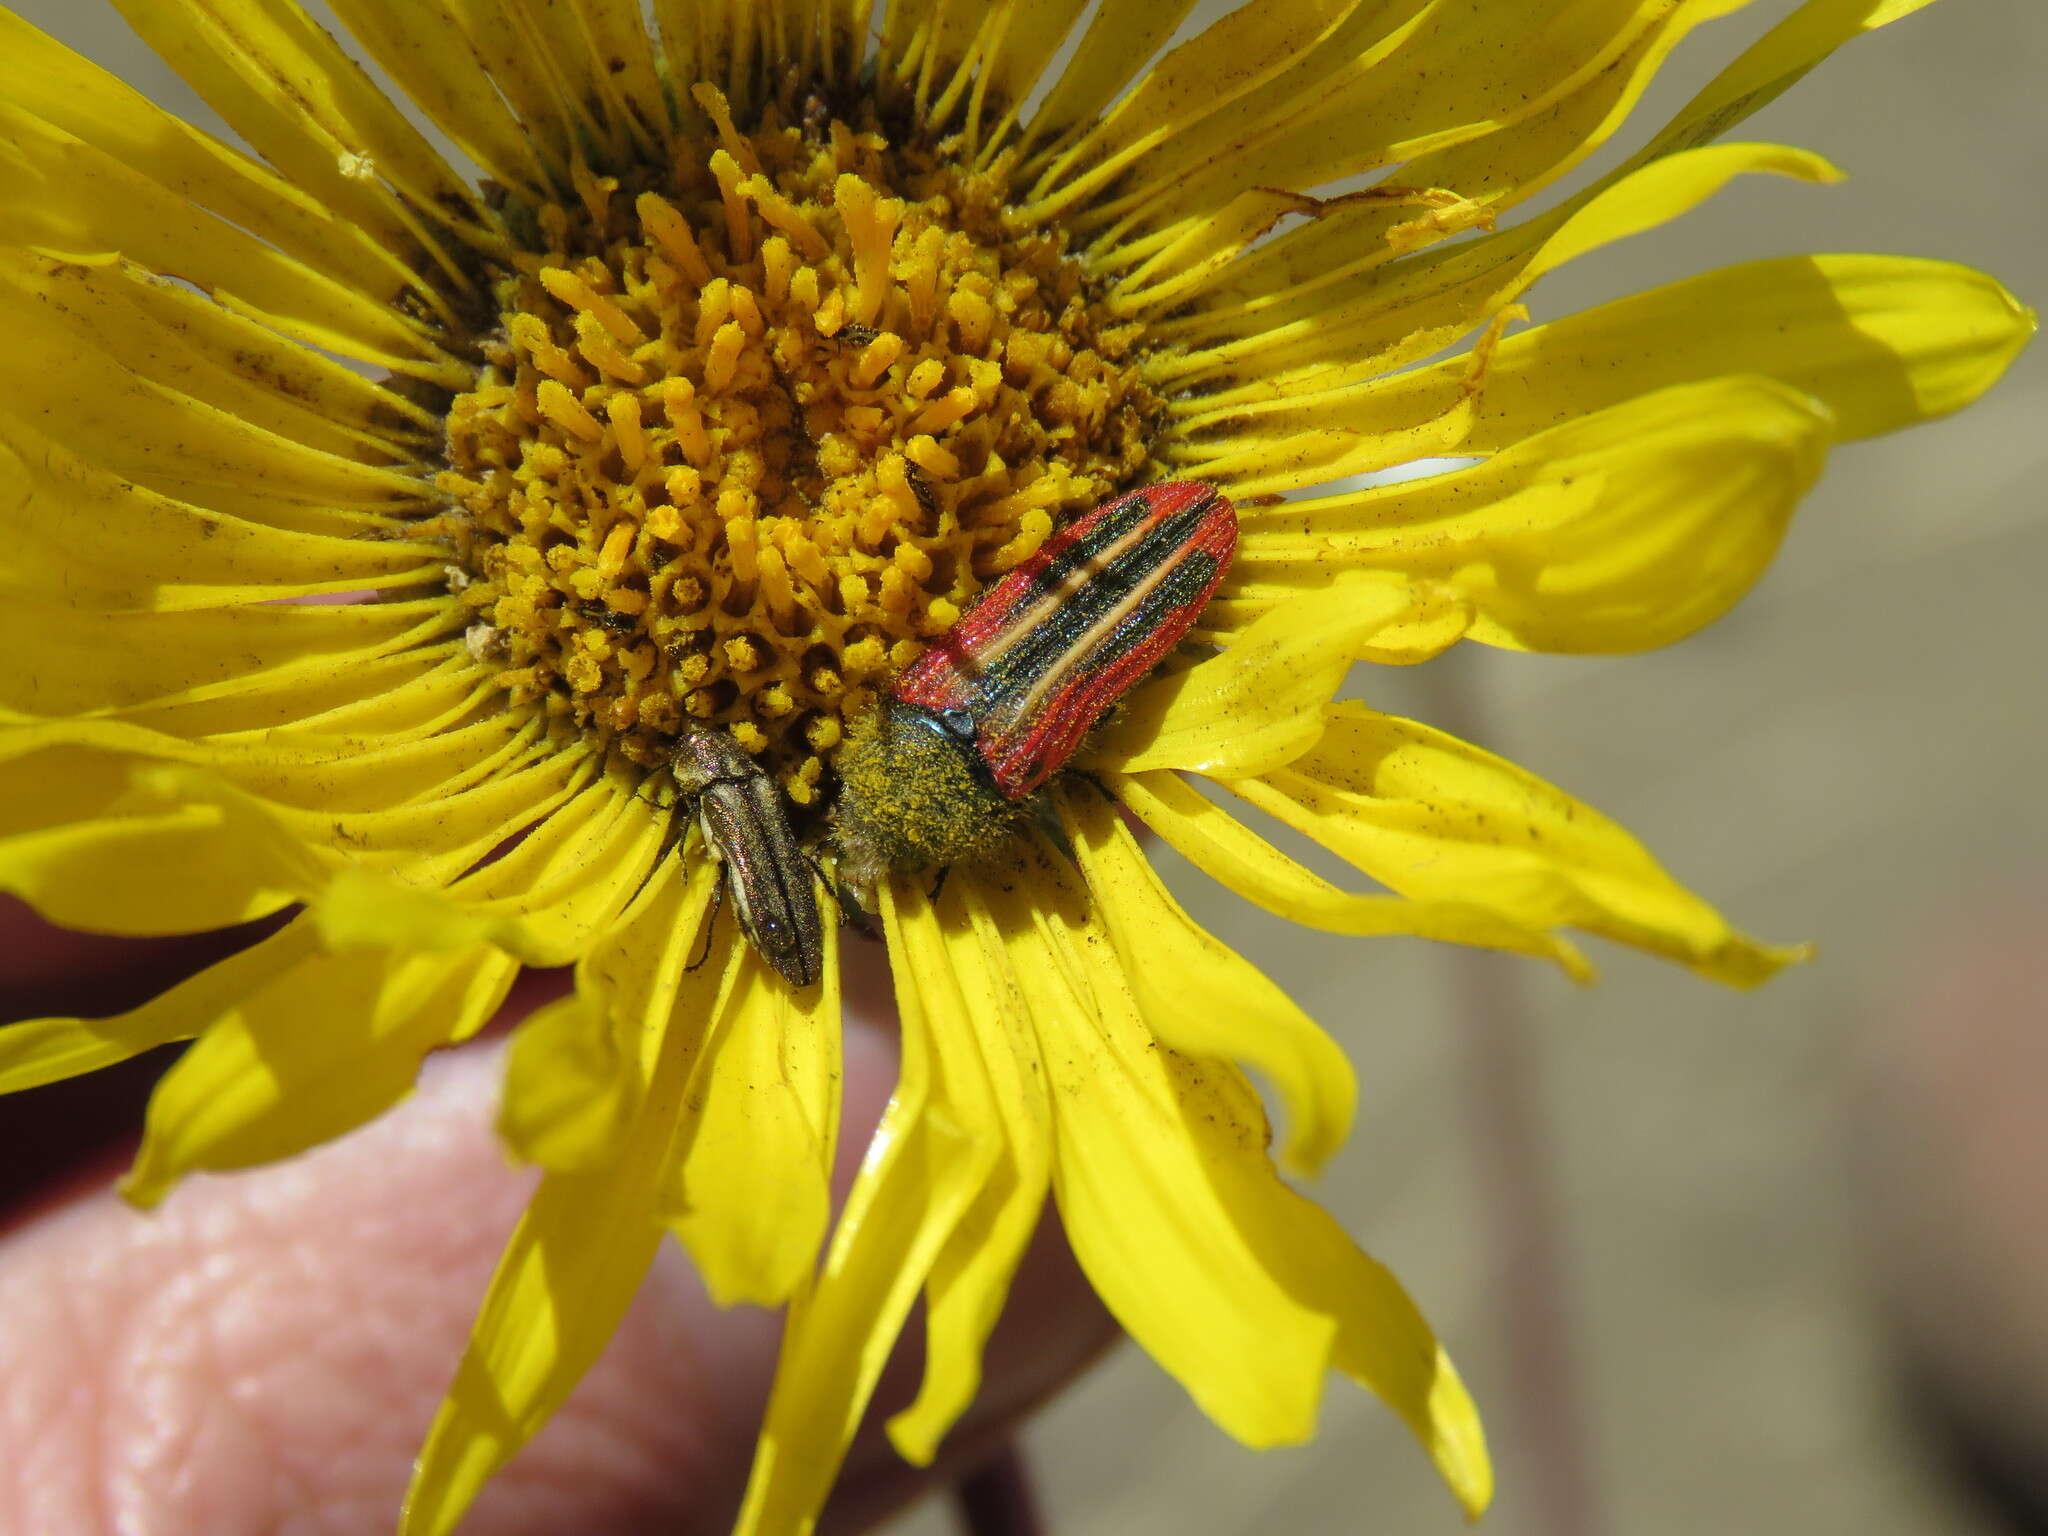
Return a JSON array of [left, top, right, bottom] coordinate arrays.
[[439, 85, 1160, 806]]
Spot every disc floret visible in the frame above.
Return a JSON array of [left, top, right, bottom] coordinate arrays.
[[439, 87, 1161, 811]]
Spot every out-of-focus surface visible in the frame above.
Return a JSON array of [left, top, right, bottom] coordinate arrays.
[[12, 1, 2042, 1532]]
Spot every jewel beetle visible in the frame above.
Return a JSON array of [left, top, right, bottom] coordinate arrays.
[[671, 726, 824, 988], [834, 480, 1236, 884]]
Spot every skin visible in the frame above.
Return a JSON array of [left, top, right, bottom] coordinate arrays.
[[0, 900, 1117, 1536]]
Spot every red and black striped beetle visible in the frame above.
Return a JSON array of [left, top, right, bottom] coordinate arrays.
[[833, 481, 1236, 888]]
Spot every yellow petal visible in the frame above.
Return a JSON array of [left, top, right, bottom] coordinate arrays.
[[1229, 375, 1833, 652], [1094, 575, 1469, 779], [735, 877, 1004, 1534], [961, 0, 1092, 157], [0, 596, 453, 717], [1019, 0, 1358, 222], [1164, 0, 1742, 332], [312, 776, 665, 967], [0, 707, 525, 820], [1178, 256, 2034, 483], [0, 712, 592, 931], [0, 430, 439, 612], [404, 975, 722, 1536], [551, 0, 670, 153], [1170, 358, 1498, 497], [1002, 870, 1490, 1516], [0, 10, 440, 317], [406, 883, 756, 1536], [401, 1169, 666, 1536], [195, 648, 483, 743], [1077, 0, 1438, 255], [0, 918, 317, 1094], [2, 729, 622, 950], [0, 711, 597, 916], [1232, 702, 1808, 986], [1096, 0, 1675, 242], [0, 99, 458, 379], [1633, 0, 1940, 168], [0, 248, 435, 471], [500, 854, 716, 1172], [0, 729, 134, 833], [451, 785, 668, 965], [1166, 0, 1938, 340], [279, 745, 594, 887], [0, 801, 300, 934], [1013, 0, 1199, 163], [104, 0, 494, 279], [511, 0, 664, 166], [122, 940, 520, 1207], [887, 871, 1054, 1464], [1103, 186, 1323, 314], [0, 753, 325, 934], [666, 909, 843, 1307], [877, 0, 986, 127], [1171, 141, 1842, 398], [320, 0, 556, 197], [1110, 766, 1591, 979], [1060, 789, 1354, 1176]]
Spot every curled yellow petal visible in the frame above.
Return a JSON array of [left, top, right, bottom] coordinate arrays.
[[1190, 256, 2032, 481], [1231, 702, 1809, 987], [996, 866, 1490, 1517], [1110, 766, 1592, 979], [1231, 375, 1834, 652], [1060, 787, 1355, 1176], [122, 940, 519, 1207], [0, 918, 317, 1095], [402, 1157, 674, 1536], [0, 753, 326, 934]]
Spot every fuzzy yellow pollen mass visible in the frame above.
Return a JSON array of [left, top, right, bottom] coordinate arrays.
[[439, 84, 1159, 809]]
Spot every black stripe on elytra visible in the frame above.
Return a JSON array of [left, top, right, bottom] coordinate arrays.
[[1018, 488, 1218, 614], [970, 533, 1221, 724]]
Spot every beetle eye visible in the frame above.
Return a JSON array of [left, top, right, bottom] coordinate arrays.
[[938, 708, 975, 740]]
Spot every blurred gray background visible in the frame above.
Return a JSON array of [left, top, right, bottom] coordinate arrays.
[[19, 1, 2043, 1532]]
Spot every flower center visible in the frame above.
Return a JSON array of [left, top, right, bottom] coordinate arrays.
[[439, 86, 1160, 809]]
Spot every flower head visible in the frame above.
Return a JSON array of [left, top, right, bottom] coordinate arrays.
[[0, 0, 2030, 1531]]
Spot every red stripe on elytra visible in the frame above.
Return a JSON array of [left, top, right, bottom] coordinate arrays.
[[891, 482, 1236, 798]]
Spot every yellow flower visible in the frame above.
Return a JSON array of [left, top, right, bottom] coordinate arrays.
[[0, 0, 2030, 1531]]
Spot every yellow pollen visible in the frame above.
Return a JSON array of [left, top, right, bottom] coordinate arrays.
[[439, 84, 1160, 806]]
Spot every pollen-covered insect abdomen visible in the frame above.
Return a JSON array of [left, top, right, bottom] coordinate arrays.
[[893, 481, 1237, 799]]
